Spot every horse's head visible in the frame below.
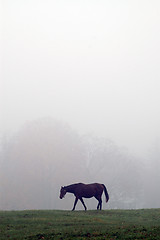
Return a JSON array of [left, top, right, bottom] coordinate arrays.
[[60, 186, 67, 199]]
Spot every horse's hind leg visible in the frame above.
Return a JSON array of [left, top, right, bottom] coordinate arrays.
[[95, 196, 102, 210], [80, 197, 87, 211], [97, 202, 100, 210], [99, 198, 102, 210]]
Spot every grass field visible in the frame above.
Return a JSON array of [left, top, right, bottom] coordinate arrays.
[[0, 209, 160, 239]]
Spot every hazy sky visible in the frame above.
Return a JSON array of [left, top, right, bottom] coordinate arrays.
[[1, 0, 160, 158]]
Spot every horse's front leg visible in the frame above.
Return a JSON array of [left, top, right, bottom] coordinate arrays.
[[80, 197, 87, 211], [72, 196, 78, 211]]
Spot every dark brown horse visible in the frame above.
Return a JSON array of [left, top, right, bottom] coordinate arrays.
[[59, 183, 109, 211]]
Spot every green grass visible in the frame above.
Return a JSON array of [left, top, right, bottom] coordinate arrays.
[[0, 209, 160, 239]]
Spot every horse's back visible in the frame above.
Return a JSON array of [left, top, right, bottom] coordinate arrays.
[[87, 183, 104, 189], [75, 183, 103, 198]]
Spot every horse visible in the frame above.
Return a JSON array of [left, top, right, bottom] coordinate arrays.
[[59, 183, 109, 211]]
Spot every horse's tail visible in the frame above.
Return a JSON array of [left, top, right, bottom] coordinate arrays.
[[102, 184, 109, 202]]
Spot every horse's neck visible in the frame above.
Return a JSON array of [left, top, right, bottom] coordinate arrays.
[[65, 184, 77, 193]]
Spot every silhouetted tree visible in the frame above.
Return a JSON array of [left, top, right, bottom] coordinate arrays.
[[143, 139, 160, 208], [0, 118, 86, 210], [82, 134, 143, 209]]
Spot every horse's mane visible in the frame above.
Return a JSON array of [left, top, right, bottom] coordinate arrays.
[[65, 183, 82, 188]]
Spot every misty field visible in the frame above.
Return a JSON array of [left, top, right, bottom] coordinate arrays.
[[0, 209, 160, 240]]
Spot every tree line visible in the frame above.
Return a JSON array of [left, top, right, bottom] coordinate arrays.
[[0, 118, 159, 210]]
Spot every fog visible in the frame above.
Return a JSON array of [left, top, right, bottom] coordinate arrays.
[[1, 0, 160, 210]]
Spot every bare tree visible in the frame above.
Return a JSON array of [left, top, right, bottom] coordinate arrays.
[[82, 134, 143, 209], [143, 139, 160, 208], [0, 118, 86, 210]]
